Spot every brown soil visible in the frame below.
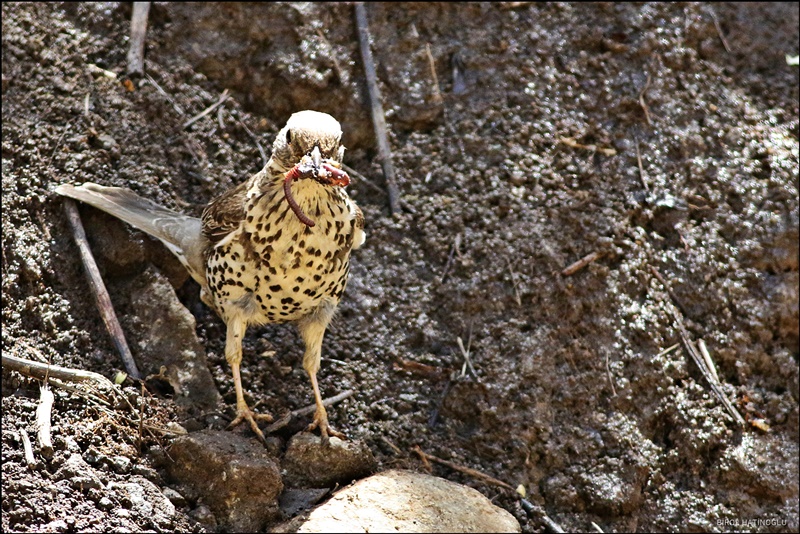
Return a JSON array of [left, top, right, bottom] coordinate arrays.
[[2, 2, 798, 532]]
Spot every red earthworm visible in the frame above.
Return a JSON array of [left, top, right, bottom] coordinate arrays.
[[284, 167, 316, 227]]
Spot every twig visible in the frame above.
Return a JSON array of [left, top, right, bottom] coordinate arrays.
[[3, 352, 118, 390], [635, 138, 649, 191], [264, 389, 354, 433], [354, 2, 402, 215], [235, 114, 269, 168], [605, 351, 617, 396], [709, 9, 732, 53], [505, 257, 522, 306], [380, 435, 403, 456], [561, 251, 604, 276], [558, 137, 616, 157], [144, 73, 185, 116], [20, 428, 36, 469], [648, 265, 689, 317], [315, 28, 345, 84], [590, 521, 605, 533], [655, 343, 680, 358], [412, 446, 515, 491], [665, 303, 745, 426], [697, 338, 720, 383], [638, 73, 652, 126], [518, 498, 566, 533], [182, 89, 230, 130], [456, 334, 477, 379], [412, 445, 433, 472], [61, 199, 142, 379], [126, 2, 151, 75], [138, 382, 145, 455], [425, 43, 443, 105], [36, 383, 55, 459]]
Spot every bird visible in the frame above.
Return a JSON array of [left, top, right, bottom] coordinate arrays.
[[55, 110, 365, 443]]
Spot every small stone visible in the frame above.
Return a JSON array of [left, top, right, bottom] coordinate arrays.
[[283, 433, 377, 488]]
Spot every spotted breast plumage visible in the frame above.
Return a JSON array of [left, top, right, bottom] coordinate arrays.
[[56, 110, 365, 443]]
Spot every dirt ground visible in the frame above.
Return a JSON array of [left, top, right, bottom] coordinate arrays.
[[2, 2, 798, 532]]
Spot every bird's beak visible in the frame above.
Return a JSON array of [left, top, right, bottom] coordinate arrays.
[[310, 146, 322, 169]]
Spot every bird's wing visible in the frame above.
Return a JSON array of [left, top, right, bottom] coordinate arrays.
[[201, 180, 249, 244]]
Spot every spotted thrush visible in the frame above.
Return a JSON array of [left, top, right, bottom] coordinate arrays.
[[56, 110, 365, 442]]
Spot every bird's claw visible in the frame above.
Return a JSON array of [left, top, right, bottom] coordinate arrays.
[[306, 411, 346, 445], [228, 406, 273, 443]]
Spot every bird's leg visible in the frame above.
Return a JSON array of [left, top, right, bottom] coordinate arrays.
[[298, 302, 344, 445], [225, 318, 272, 442]]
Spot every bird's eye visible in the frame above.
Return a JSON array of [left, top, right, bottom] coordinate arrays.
[[286, 129, 293, 144]]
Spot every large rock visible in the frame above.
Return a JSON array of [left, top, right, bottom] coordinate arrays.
[[272, 469, 521, 533], [166, 430, 283, 532]]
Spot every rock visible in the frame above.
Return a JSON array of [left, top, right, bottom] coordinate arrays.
[[107, 477, 177, 529], [166, 430, 283, 532], [126, 266, 222, 413], [54, 453, 103, 492], [272, 469, 521, 533], [282, 433, 377, 488]]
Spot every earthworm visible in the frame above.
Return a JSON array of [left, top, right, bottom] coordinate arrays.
[[284, 167, 316, 227]]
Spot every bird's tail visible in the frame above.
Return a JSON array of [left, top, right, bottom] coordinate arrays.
[[55, 182, 208, 285]]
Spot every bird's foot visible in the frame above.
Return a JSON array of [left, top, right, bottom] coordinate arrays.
[[228, 404, 273, 443], [306, 409, 346, 446]]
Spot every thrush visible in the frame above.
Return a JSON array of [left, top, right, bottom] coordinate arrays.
[[56, 110, 365, 443]]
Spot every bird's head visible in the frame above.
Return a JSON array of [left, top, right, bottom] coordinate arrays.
[[270, 110, 346, 176]]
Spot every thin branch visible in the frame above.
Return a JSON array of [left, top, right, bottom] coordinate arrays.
[[62, 199, 142, 379], [145, 73, 185, 116], [126, 2, 151, 75], [264, 389, 355, 433], [3, 351, 118, 390], [20, 429, 36, 469], [518, 498, 566, 533], [36, 384, 55, 459], [182, 89, 230, 130], [412, 446, 515, 491], [354, 2, 401, 215], [234, 114, 269, 168], [638, 73, 652, 126], [561, 251, 604, 276]]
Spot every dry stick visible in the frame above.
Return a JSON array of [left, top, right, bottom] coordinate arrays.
[[145, 73, 185, 115], [62, 199, 142, 379], [638, 73, 652, 126], [182, 89, 230, 130], [264, 389, 355, 433], [655, 284, 746, 427], [20, 428, 36, 469], [710, 9, 732, 53], [648, 265, 689, 317], [425, 43, 444, 105], [561, 251, 604, 276], [518, 498, 566, 534], [235, 115, 269, 168], [655, 343, 680, 358], [3, 352, 118, 389], [412, 446, 515, 491], [126, 2, 151, 75], [635, 138, 650, 191], [697, 338, 720, 383], [36, 383, 55, 459], [354, 2, 401, 215]]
